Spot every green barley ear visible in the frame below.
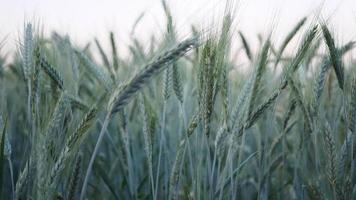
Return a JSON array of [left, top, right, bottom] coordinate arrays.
[[221, 63, 229, 123], [139, 95, 155, 196], [233, 39, 270, 138], [336, 134, 351, 188], [141, 94, 156, 150], [35, 48, 64, 90], [162, 0, 176, 44], [22, 23, 35, 131], [214, 124, 228, 158], [66, 107, 98, 150], [81, 39, 197, 198], [172, 63, 183, 103], [239, 62, 300, 135], [109, 37, 198, 115], [321, 24, 344, 90], [323, 122, 337, 191], [239, 31, 253, 61], [275, 17, 307, 68], [282, 25, 319, 80], [313, 41, 355, 115], [22, 23, 34, 82], [303, 38, 321, 69], [163, 65, 172, 101], [313, 57, 330, 112], [31, 57, 41, 116], [36, 94, 70, 198], [215, 12, 232, 93], [44, 93, 70, 160], [243, 85, 282, 132], [242, 55, 301, 133], [267, 25, 319, 109], [230, 77, 253, 130], [199, 39, 216, 136]]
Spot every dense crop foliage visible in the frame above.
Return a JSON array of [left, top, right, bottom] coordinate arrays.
[[1, 3, 356, 200]]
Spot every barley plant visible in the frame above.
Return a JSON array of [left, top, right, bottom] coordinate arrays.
[[1, 2, 356, 200]]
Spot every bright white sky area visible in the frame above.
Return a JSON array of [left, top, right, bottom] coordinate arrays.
[[0, 0, 356, 57]]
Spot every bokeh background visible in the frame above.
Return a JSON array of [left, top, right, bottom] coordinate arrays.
[[1, 0, 355, 57]]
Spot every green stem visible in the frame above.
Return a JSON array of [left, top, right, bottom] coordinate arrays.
[[80, 113, 111, 200]]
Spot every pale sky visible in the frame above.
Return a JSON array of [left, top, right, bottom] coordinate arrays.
[[0, 0, 356, 56]]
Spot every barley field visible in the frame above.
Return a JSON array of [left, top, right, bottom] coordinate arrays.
[[0, 1, 356, 200]]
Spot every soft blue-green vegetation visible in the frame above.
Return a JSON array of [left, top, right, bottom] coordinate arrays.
[[0, 2, 356, 200]]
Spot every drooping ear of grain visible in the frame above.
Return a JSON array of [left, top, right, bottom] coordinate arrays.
[[321, 24, 344, 90], [109, 38, 198, 115], [239, 31, 253, 61]]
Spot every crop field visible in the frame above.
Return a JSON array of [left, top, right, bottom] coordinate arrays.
[[0, 1, 356, 200]]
